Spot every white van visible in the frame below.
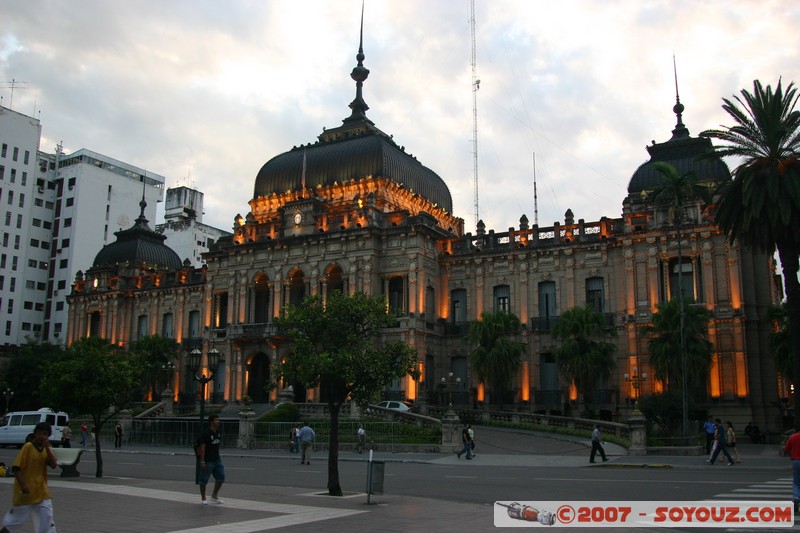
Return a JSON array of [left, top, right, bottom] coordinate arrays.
[[0, 408, 70, 448]]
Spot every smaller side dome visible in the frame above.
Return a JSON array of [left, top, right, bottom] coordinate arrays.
[[93, 197, 182, 270]]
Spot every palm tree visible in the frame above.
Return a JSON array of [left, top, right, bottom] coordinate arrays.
[[465, 311, 526, 408], [766, 304, 791, 382], [648, 157, 713, 436], [701, 79, 800, 429], [642, 299, 713, 390], [550, 306, 616, 415]]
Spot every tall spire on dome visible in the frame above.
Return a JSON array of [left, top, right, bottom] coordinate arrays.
[[132, 178, 152, 231], [670, 54, 689, 140], [343, 1, 370, 124]]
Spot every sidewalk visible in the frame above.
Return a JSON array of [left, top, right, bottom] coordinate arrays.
[[0, 430, 786, 532]]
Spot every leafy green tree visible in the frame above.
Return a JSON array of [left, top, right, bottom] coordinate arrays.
[[701, 79, 800, 429], [766, 304, 791, 381], [129, 335, 180, 397], [275, 291, 418, 496], [551, 306, 616, 413], [464, 311, 526, 408], [642, 299, 713, 391], [2, 342, 65, 411], [39, 337, 144, 477], [638, 391, 695, 437]]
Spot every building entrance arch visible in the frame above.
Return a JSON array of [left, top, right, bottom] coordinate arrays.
[[246, 352, 271, 403]]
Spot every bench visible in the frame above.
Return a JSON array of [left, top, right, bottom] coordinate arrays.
[[53, 448, 83, 477]]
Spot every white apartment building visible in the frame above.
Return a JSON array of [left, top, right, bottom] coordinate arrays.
[[0, 104, 166, 347], [156, 186, 231, 268]]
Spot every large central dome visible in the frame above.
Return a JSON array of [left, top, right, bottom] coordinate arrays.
[[252, 22, 453, 214]]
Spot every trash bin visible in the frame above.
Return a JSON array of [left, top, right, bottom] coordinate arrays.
[[368, 460, 385, 495]]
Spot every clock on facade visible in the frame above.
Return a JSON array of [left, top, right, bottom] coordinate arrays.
[[293, 212, 302, 225]]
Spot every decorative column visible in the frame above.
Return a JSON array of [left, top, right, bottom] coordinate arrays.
[[237, 405, 257, 449], [628, 408, 647, 456]]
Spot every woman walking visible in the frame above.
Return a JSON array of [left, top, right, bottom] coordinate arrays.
[[726, 421, 741, 463]]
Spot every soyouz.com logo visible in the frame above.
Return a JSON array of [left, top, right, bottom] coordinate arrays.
[[494, 501, 794, 528]]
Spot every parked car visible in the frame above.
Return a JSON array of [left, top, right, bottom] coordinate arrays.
[[0, 408, 70, 448], [375, 401, 411, 412]]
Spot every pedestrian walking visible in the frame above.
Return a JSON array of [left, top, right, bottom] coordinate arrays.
[[783, 428, 800, 513], [356, 423, 366, 454], [590, 424, 608, 463], [289, 425, 298, 453], [60, 422, 71, 449], [455, 423, 473, 460], [703, 416, 716, 455], [79, 423, 88, 448], [197, 414, 225, 505], [293, 424, 301, 454], [114, 421, 123, 449], [297, 422, 315, 465], [726, 421, 741, 463], [708, 418, 734, 466], [468, 425, 476, 457], [0, 421, 58, 533]]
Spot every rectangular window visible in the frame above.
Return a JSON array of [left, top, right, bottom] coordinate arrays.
[[32, 218, 41, 227], [18, 193, 24, 208], [23, 151, 29, 165], [493, 285, 511, 313], [3, 212, 9, 226], [30, 238, 39, 247], [40, 240, 49, 250], [21, 172, 26, 186], [9, 278, 15, 292], [59, 259, 67, 268], [12, 147, 18, 162], [162, 313, 174, 339], [65, 197, 73, 207], [57, 280, 66, 290], [28, 259, 37, 268], [9, 169, 15, 183], [42, 220, 51, 229], [537, 281, 557, 331], [0, 165, 3, 179], [451, 288, 467, 324], [23, 301, 33, 310], [36, 282, 45, 291], [61, 238, 69, 248], [15, 214, 21, 229], [63, 218, 72, 228], [34, 198, 43, 207], [38, 261, 46, 269], [45, 201, 54, 209], [137, 314, 148, 340], [25, 280, 34, 289], [34, 303, 43, 311], [68, 177, 76, 188], [55, 301, 64, 311], [586, 277, 605, 313], [7, 191, 12, 205], [1, 144, 6, 157], [188, 310, 200, 338], [13, 235, 19, 250]]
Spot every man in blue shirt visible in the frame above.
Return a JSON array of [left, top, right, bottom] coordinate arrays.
[[703, 416, 716, 454], [297, 422, 315, 465]]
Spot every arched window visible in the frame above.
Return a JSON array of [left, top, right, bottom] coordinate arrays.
[[253, 274, 270, 323], [326, 265, 344, 298], [289, 271, 305, 308]]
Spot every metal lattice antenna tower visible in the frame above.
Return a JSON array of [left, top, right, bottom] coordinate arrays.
[[470, 0, 480, 228], [1, 79, 28, 109]]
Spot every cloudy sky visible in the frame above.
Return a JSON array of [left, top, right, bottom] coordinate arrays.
[[2, 1, 798, 234]]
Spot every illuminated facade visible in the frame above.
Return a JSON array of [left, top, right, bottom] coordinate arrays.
[[67, 39, 781, 433]]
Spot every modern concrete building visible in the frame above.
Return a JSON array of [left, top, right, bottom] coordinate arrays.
[[156, 186, 232, 268], [0, 104, 166, 347], [66, 38, 783, 435]]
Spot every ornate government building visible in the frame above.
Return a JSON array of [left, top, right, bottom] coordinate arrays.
[[67, 36, 782, 433]]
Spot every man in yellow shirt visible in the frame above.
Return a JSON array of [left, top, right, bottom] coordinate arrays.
[[0, 422, 58, 533]]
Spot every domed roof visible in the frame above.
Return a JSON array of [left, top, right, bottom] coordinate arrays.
[[252, 23, 453, 214], [93, 197, 182, 270], [628, 99, 731, 194]]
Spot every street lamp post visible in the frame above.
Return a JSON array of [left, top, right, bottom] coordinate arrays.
[[441, 372, 461, 413], [189, 348, 220, 484], [2, 389, 13, 414], [624, 368, 648, 412]]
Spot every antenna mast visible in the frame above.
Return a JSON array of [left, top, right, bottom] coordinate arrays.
[[1, 79, 29, 109], [470, 0, 480, 228], [533, 153, 539, 226]]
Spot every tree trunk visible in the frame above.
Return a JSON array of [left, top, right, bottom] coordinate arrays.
[[94, 416, 103, 478], [327, 401, 342, 496], [778, 243, 800, 432]]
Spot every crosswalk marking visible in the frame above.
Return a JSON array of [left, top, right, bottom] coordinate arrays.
[[704, 477, 797, 529]]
